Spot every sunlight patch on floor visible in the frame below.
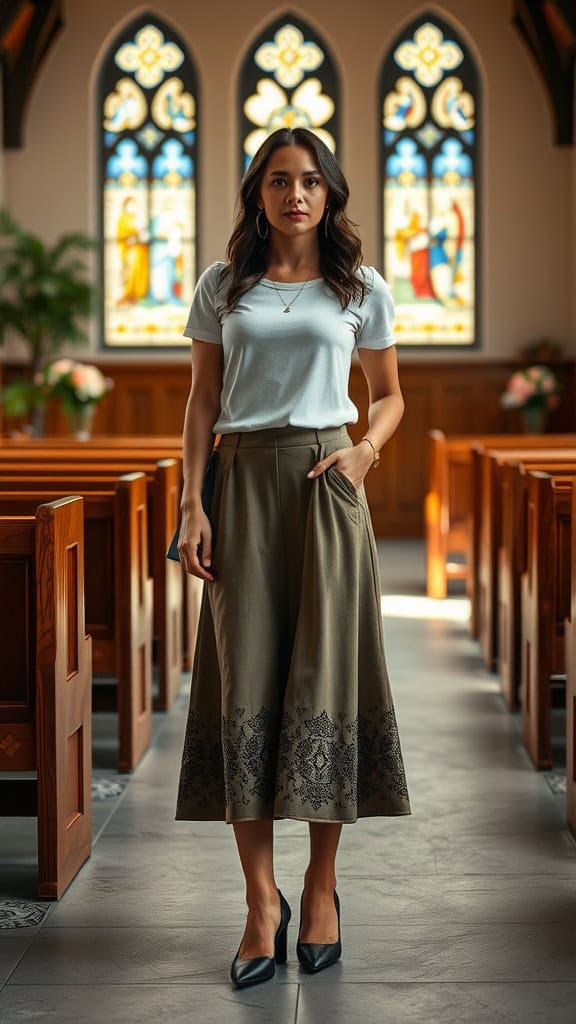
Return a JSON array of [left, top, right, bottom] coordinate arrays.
[[381, 594, 470, 622]]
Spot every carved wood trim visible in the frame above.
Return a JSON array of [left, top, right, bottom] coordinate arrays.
[[1, 0, 65, 149], [513, 0, 575, 145]]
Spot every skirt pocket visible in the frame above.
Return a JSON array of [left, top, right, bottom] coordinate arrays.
[[327, 464, 361, 501]]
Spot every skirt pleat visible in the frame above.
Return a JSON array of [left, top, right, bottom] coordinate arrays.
[[174, 425, 411, 824]]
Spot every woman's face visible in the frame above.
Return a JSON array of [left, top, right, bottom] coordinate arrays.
[[257, 144, 330, 237]]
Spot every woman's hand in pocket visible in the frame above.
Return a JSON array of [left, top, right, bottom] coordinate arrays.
[[177, 503, 216, 581], [306, 443, 373, 490]]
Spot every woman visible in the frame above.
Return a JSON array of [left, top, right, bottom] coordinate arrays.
[[174, 126, 411, 989]]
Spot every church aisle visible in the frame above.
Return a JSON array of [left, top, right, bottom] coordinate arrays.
[[2, 539, 576, 1023]]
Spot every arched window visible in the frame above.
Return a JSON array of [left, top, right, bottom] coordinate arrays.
[[97, 13, 198, 349], [239, 14, 340, 176], [380, 14, 480, 347]]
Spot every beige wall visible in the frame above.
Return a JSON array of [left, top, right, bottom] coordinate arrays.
[[1, 0, 573, 362]]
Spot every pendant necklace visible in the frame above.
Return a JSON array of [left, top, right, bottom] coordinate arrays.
[[267, 269, 314, 313]]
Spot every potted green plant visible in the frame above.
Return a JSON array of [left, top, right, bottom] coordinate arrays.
[[0, 207, 99, 435], [499, 364, 563, 433]]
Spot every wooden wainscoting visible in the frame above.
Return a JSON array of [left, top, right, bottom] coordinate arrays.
[[2, 358, 575, 538]]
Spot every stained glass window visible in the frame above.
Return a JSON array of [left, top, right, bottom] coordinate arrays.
[[97, 14, 198, 349], [239, 16, 340, 175], [380, 16, 479, 347]]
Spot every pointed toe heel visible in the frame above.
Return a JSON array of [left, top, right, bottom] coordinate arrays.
[[296, 888, 342, 974], [230, 888, 291, 989]]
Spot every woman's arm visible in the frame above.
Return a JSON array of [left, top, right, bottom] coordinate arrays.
[[180, 339, 224, 510], [178, 339, 223, 580], [356, 344, 405, 455], [306, 345, 404, 487]]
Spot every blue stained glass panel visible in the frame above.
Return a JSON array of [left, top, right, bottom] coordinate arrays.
[[98, 15, 199, 349], [380, 15, 480, 347]]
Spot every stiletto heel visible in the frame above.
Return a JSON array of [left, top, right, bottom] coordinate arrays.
[[296, 887, 342, 973], [274, 915, 289, 964], [230, 888, 291, 988]]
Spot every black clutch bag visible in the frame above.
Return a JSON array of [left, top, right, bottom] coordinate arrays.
[[166, 449, 218, 562]]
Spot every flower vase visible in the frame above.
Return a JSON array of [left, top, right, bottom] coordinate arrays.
[[68, 403, 95, 441], [520, 404, 547, 434], [28, 404, 46, 438]]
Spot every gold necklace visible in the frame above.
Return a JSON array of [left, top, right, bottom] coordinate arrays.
[[266, 269, 314, 313]]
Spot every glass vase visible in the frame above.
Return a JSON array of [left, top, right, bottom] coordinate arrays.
[[520, 404, 548, 434], [26, 404, 46, 438], [67, 403, 95, 441]]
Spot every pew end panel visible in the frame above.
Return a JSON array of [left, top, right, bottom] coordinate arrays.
[[566, 480, 576, 836], [0, 496, 93, 899], [497, 460, 525, 710], [521, 471, 575, 770], [425, 431, 469, 600], [35, 496, 93, 898], [114, 473, 153, 771]]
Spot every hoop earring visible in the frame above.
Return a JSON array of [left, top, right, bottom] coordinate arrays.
[[324, 206, 330, 237], [256, 208, 269, 240]]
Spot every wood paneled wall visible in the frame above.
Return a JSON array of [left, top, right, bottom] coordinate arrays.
[[2, 358, 575, 538]]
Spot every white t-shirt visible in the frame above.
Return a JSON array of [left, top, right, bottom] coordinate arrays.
[[183, 260, 396, 433]]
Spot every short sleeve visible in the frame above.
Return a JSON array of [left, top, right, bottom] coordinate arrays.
[[182, 262, 223, 344], [355, 266, 396, 349]]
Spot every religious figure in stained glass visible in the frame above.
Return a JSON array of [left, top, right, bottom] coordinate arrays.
[[380, 17, 479, 346], [98, 16, 197, 348], [116, 196, 150, 305], [239, 18, 339, 174]]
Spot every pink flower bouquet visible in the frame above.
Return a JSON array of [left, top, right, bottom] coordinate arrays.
[[499, 364, 562, 412], [45, 359, 114, 413]]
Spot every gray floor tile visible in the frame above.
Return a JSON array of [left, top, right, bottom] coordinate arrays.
[[0, 932, 36, 987], [0, 983, 299, 1023], [10, 923, 576, 986], [6, 926, 286, 985], [42, 874, 576, 929], [284, 923, 576, 983], [297, 982, 576, 1024]]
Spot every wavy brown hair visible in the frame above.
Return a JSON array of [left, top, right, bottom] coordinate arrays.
[[219, 128, 367, 314]]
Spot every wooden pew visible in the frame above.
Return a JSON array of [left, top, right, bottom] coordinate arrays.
[[0, 459, 182, 711], [468, 435, 576, 633], [0, 445, 202, 677], [425, 430, 470, 599], [565, 480, 576, 836], [498, 458, 576, 709], [0, 496, 93, 898], [0, 435, 188, 448], [475, 447, 576, 672], [0, 475, 152, 771], [425, 430, 576, 605], [520, 469, 576, 769]]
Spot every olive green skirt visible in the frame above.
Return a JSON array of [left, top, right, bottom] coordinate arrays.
[[174, 424, 411, 824]]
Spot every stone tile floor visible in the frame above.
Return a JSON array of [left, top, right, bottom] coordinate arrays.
[[1, 539, 576, 1023]]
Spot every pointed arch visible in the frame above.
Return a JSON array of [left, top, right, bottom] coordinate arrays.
[[97, 11, 199, 349], [238, 12, 340, 177], [379, 11, 480, 347]]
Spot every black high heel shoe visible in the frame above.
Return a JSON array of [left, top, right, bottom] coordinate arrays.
[[230, 888, 291, 989], [296, 887, 342, 973]]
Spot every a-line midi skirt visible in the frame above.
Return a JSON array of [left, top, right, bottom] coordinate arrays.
[[174, 424, 412, 824]]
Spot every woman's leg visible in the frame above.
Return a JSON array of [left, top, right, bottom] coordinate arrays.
[[299, 822, 342, 942], [232, 820, 282, 959]]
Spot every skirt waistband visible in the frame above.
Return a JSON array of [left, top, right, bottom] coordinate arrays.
[[218, 425, 350, 449]]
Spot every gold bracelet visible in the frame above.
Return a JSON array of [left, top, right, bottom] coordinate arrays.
[[360, 435, 380, 468]]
